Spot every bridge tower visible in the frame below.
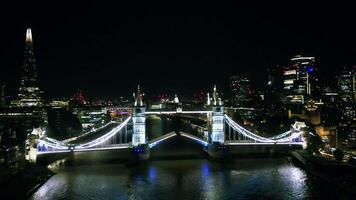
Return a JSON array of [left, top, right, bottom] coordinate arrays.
[[291, 121, 307, 149], [25, 127, 42, 164], [130, 85, 150, 161], [205, 85, 228, 158]]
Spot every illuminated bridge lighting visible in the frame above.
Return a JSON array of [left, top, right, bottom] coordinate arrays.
[[37, 140, 69, 150], [37, 150, 71, 155], [74, 144, 130, 152], [267, 131, 292, 140], [225, 116, 275, 142], [224, 115, 302, 144], [145, 111, 212, 115], [37, 144, 131, 155], [180, 132, 208, 147], [76, 117, 131, 149], [225, 142, 304, 146], [35, 112, 307, 156], [148, 132, 177, 149], [61, 121, 116, 143]]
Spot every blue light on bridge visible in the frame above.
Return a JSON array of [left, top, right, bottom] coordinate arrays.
[[292, 137, 301, 143], [201, 141, 208, 147], [37, 144, 47, 152], [134, 146, 144, 154], [148, 142, 158, 149]]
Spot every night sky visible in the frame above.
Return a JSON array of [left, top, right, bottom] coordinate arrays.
[[0, 1, 355, 99]]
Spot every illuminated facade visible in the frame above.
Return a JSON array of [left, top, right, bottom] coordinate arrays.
[[18, 28, 43, 107], [283, 55, 319, 104], [337, 67, 356, 119], [338, 67, 354, 103], [132, 85, 146, 146], [208, 86, 225, 144]]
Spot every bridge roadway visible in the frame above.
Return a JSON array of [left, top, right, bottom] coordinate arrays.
[[145, 110, 211, 115]]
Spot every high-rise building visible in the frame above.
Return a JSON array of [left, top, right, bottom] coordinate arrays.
[[265, 65, 282, 104], [283, 55, 319, 104], [338, 67, 354, 103], [1, 82, 5, 107], [47, 108, 83, 140], [353, 66, 356, 102], [229, 75, 253, 107], [337, 66, 355, 119], [17, 28, 43, 107]]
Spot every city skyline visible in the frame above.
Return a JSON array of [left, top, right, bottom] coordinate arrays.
[[1, 2, 355, 98], [1, 27, 354, 100], [1, 2, 355, 199]]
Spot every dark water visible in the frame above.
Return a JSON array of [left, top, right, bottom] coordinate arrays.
[[30, 116, 352, 200], [29, 158, 350, 200], [146, 115, 173, 139]]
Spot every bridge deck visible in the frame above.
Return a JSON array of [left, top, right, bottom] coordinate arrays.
[[148, 132, 177, 149]]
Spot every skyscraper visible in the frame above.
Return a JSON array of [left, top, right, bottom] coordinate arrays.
[[338, 67, 354, 103], [265, 65, 282, 104], [0, 82, 5, 106], [337, 66, 355, 119], [283, 55, 319, 104], [18, 28, 43, 107], [229, 75, 253, 107]]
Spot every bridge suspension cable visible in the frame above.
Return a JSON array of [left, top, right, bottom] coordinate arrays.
[[224, 115, 303, 143], [225, 115, 275, 142], [61, 121, 116, 143], [76, 117, 131, 149]]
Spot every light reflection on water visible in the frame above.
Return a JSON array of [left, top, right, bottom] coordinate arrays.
[[31, 118, 351, 200], [29, 158, 337, 200]]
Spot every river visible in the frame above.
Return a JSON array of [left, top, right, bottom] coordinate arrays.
[[30, 158, 352, 200], [29, 115, 352, 200]]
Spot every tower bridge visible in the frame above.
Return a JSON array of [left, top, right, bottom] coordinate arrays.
[[26, 85, 307, 163]]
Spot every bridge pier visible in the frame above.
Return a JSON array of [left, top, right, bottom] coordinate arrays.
[[129, 85, 150, 162]]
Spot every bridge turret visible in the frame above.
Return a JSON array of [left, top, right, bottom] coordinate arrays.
[[206, 92, 211, 106], [130, 85, 150, 161], [291, 121, 307, 149], [212, 85, 222, 106], [208, 85, 225, 144], [25, 127, 42, 164], [133, 85, 144, 107]]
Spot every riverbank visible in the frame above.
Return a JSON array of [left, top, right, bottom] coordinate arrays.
[[0, 165, 54, 199], [291, 150, 356, 196]]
